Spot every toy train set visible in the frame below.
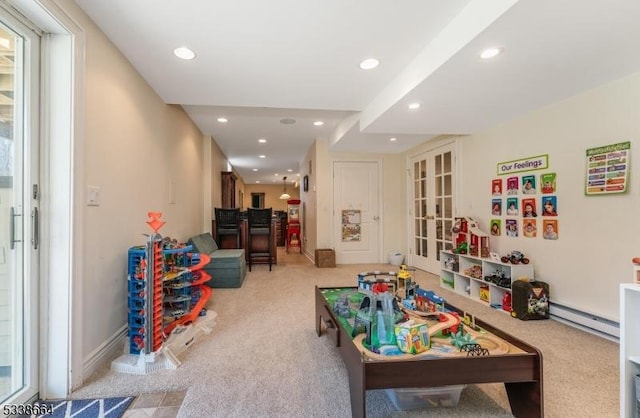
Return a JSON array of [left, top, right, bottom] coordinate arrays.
[[323, 265, 511, 360]]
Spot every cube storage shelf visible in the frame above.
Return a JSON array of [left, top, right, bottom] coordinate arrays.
[[439, 250, 534, 311], [619, 283, 640, 418]]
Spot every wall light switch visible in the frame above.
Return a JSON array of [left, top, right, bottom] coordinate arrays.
[[87, 185, 100, 206]]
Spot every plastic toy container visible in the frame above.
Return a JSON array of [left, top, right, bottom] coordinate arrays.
[[385, 385, 466, 410], [388, 251, 405, 266]]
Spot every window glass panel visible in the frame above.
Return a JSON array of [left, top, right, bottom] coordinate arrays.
[[444, 174, 452, 196], [443, 151, 452, 173], [444, 197, 452, 218]]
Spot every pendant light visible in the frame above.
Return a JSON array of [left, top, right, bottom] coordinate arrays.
[[279, 176, 291, 200]]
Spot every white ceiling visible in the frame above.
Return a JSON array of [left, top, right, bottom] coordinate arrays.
[[74, 0, 640, 185]]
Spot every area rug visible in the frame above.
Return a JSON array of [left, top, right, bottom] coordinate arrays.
[[28, 396, 134, 418]]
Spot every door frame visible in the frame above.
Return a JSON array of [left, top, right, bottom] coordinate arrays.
[[406, 140, 460, 273], [8, 0, 86, 399]]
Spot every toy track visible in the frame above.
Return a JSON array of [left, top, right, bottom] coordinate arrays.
[[352, 310, 510, 360]]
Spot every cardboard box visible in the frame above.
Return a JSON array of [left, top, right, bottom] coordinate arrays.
[[315, 249, 336, 268]]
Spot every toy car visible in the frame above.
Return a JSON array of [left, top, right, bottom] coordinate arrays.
[[501, 251, 530, 264]]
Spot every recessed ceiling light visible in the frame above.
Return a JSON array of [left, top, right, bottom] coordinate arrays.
[[359, 58, 380, 70], [259, 155, 266, 159], [173, 47, 196, 60], [287, 169, 293, 172], [313, 121, 324, 126], [389, 137, 397, 142], [217, 117, 228, 123], [480, 47, 502, 60], [252, 168, 258, 171], [258, 138, 267, 143], [280, 118, 296, 125], [408, 103, 421, 110]]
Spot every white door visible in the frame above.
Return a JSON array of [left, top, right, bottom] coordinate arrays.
[[333, 161, 381, 264], [0, 10, 40, 405], [408, 143, 456, 273]]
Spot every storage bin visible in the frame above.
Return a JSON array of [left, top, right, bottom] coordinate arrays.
[[315, 249, 336, 268], [388, 251, 405, 266], [385, 385, 465, 411]]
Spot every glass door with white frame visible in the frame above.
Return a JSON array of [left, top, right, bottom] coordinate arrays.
[[0, 12, 40, 405], [409, 143, 455, 273]]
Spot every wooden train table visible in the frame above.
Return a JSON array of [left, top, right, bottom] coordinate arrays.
[[315, 286, 543, 417]]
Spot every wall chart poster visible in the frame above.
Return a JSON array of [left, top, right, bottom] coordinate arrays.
[[341, 209, 361, 241], [585, 141, 630, 195]]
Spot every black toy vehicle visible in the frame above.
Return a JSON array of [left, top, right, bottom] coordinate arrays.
[[501, 251, 530, 264]]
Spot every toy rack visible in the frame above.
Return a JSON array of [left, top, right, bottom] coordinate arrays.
[[112, 216, 216, 374]]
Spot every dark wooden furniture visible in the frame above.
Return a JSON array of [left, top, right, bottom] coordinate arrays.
[[221, 171, 236, 208], [274, 211, 287, 246], [214, 208, 241, 248], [315, 286, 543, 418], [212, 217, 278, 265], [247, 208, 274, 271]]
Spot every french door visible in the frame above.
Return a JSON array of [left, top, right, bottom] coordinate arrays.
[[0, 10, 40, 405], [409, 143, 456, 273]]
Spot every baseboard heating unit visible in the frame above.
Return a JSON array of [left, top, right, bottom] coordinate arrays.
[[549, 302, 619, 342]]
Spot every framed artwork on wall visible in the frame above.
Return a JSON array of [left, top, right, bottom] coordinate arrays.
[[303, 175, 309, 192]]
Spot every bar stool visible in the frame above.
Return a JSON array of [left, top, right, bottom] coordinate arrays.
[[247, 208, 274, 271], [214, 208, 241, 248]]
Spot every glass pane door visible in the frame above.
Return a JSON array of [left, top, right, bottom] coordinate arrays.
[[409, 143, 456, 273], [0, 13, 39, 404]]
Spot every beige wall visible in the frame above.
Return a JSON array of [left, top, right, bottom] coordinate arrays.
[[441, 72, 640, 321], [304, 138, 407, 262], [57, 1, 207, 367], [242, 183, 300, 211]]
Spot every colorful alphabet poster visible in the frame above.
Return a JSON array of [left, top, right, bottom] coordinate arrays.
[[585, 141, 630, 195]]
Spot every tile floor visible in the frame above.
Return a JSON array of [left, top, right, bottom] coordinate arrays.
[[122, 390, 186, 418]]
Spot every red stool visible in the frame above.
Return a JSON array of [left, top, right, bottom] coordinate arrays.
[[286, 222, 301, 253]]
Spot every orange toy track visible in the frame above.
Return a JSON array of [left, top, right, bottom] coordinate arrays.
[[163, 285, 212, 336], [189, 253, 211, 271]]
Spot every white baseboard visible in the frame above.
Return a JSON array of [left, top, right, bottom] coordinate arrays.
[[83, 324, 127, 382], [549, 302, 619, 342]]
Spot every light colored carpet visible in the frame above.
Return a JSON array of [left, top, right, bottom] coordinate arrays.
[[72, 248, 619, 417]]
